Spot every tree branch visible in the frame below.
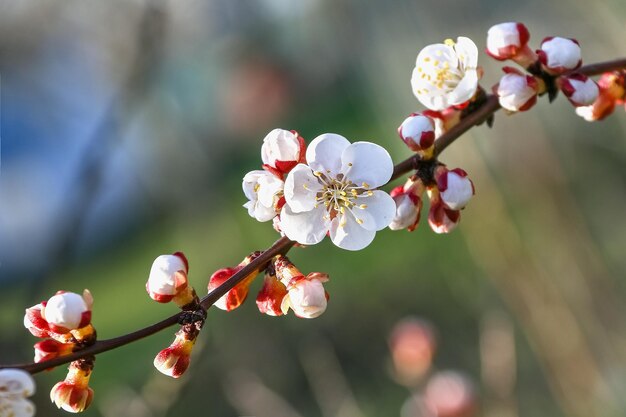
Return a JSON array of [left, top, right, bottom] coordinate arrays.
[[2, 57, 625, 375]]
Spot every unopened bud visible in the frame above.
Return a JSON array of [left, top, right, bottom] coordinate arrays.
[[559, 74, 599, 107], [538, 37, 582, 75], [398, 113, 436, 153], [261, 128, 306, 176], [435, 166, 475, 210], [389, 176, 424, 232], [495, 67, 540, 112]]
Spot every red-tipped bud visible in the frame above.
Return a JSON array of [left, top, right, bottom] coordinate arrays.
[[281, 272, 330, 319], [42, 290, 93, 334], [50, 362, 94, 413], [559, 74, 599, 107], [423, 108, 462, 138], [486, 22, 536, 67], [146, 252, 190, 304], [494, 67, 539, 112], [34, 339, 74, 363], [389, 176, 424, 232], [153, 331, 195, 379], [598, 71, 626, 102], [537, 37, 582, 75], [261, 128, 306, 176], [208, 252, 262, 312], [398, 113, 436, 152], [256, 268, 288, 316], [428, 191, 461, 234], [435, 166, 475, 210]]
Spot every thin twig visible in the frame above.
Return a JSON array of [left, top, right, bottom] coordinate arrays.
[[2, 57, 625, 375]]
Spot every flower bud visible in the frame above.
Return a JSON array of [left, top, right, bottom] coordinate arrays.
[[435, 167, 474, 210], [281, 272, 330, 319], [153, 330, 195, 379], [559, 74, 599, 107], [575, 88, 616, 121], [598, 71, 626, 101], [538, 37, 581, 75], [256, 268, 288, 316], [42, 290, 93, 334], [24, 302, 51, 338], [242, 170, 285, 222], [486, 22, 536, 67], [495, 67, 540, 112], [428, 192, 461, 234], [34, 339, 74, 363], [50, 361, 94, 413], [423, 371, 476, 417], [146, 252, 192, 305], [397, 113, 436, 153], [423, 108, 462, 138], [389, 176, 424, 232], [389, 317, 436, 384], [261, 128, 306, 176], [208, 252, 262, 312], [0, 369, 36, 417]]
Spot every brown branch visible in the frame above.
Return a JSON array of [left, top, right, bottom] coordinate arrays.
[[2, 57, 625, 375]]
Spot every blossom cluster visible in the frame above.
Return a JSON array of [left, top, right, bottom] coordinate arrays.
[[244, 129, 396, 251], [23, 290, 96, 413]]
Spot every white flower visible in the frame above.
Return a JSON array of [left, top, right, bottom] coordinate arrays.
[[281, 273, 329, 319], [495, 68, 539, 112], [411, 37, 480, 111], [486, 23, 534, 62], [559, 74, 599, 107], [435, 167, 474, 210], [261, 128, 305, 175], [397, 113, 436, 152], [539, 37, 581, 74], [0, 369, 36, 417], [280, 133, 396, 251], [242, 170, 284, 222], [43, 290, 93, 333], [389, 177, 424, 232], [146, 253, 189, 303]]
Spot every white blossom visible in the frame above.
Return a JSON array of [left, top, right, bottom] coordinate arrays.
[[242, 170, 284, 222], [146, 253, 188, 303], [0, 369, 36, 417], [281, 273, 329, 319], [539, 37, 581, 74], [261, 128, 305, 174], [280, 133, 396, 251], [42, 290, 92, 333], [411, 37, 480, 111]]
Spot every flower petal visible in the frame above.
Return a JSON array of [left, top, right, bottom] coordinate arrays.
[[283, 164, 323, 213], [455, 36, 478, 68], [329, 214, 376, 251], [448, 69, 478, 105], [306, 133, 350, 176], [353, 190, 396, 231], [257, 174, 284, 208], [341, 142, 393, 188], [280, 204, 330, 245]]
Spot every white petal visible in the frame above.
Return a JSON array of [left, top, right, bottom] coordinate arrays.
[[341, 142, 393, 188], [0, 369, 35, 397], [306, 133, 350, 176], [242, 170, 267, 200], [257, 174, 284, 208], [44, 292, 88, 330], [417, 44, 458, 68], [280, 204, 330, 245], [283, 164, 323, 213], [9, 398, 36, 417], [329, 214, 376, 251], [353, 190, 396, 231], [448, 69, 478, 105], [455, 36, 478, 68], [261, 128, 300, 166], [253, 202, 278, 222]]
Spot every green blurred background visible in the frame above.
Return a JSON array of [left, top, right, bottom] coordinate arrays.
[[1, 0, 626, 416]]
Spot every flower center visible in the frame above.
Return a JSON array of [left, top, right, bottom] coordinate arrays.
[[312, 170, 373, 226]]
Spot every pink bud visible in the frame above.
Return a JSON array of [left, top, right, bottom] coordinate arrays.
[[495, 67, 539, 112], [389, 317, 436, 384], [281, 272, 330, 319], [153, 332, 195, 378], [42, 290, 93, 334], [435, 167, 475, 210], [398, 113, 436, 152], [146, 252, 189, 304], [34, 339, 74, 363], [486, 22, 536, 67], [50, 363, 94, 413], [261, 128, 306, 176], [559, 74, 599, 107], [256, 269, 288, 316], [538, 37, 582, 75], [428, 194, 461, 234], [575, 88, 616, 121], [423, 371, 477, 417], [389, 177, 424, 232]]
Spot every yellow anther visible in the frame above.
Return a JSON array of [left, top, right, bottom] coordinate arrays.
[[359, 204, 368, 209], [367, 191, 373, 196], [444, 38, 455, 46], [424, 57, 431, 62], [347, 162, 353, 167], [351, 189, 358, 196], [254, 183, 260, 192], [362, 182, 370, 188], [434, 60, 439, 66], [314, 171, 322, 177], [356, 218, 364, 224]]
